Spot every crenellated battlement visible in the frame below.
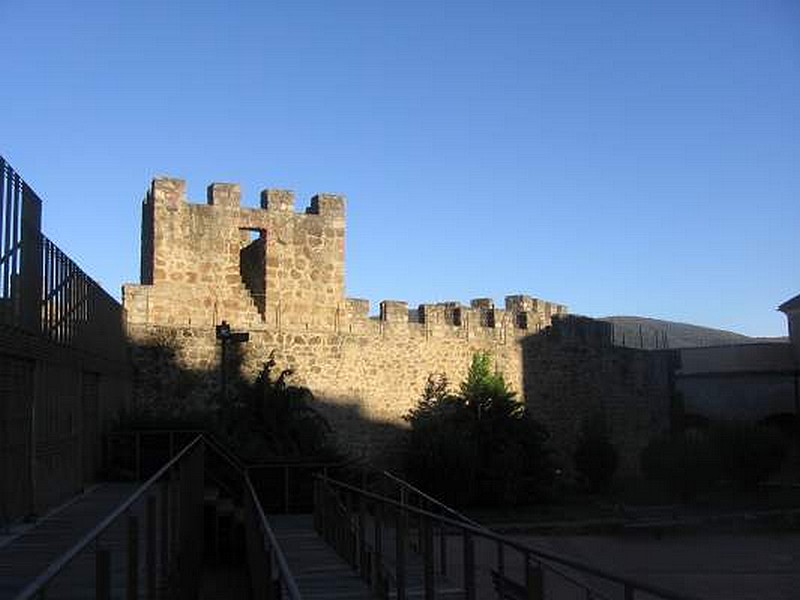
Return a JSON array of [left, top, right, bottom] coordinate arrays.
[[129, 175, 570, 339], [148, 177, 345, 218], [124, 174, 672, 478]]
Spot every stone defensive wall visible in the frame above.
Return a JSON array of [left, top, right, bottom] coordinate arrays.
[[123, 178, 673, 474]]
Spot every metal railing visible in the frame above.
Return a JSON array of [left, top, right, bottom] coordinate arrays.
[[105, 429, 306, 598], [315, 475, 708, 600], [13, 435, 205, 600], [0, 155, 125, 356], [245, 472, 303, 599], [1, 156, 41, 332], [105, 429, 347, 512], [371, 468, 483, 529]]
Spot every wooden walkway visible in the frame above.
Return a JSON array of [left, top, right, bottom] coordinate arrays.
[[0, 482, 138, 600], [270, 514, 375, 599]]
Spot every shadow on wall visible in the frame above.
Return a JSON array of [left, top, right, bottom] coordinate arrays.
[[519, 317, 679, 479], [125, 333, 407, 468]]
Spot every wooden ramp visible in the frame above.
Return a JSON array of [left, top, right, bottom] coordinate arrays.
[[0, 482, 138, 600], [270, 514, 375, 600]]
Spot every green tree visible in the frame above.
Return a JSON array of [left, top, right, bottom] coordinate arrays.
[[404, 352, 554, 507], [223, 353, 337, 461]]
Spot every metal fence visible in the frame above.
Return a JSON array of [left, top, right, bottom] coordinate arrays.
[[0, 155, 124, 356], [315, 475, 708, 600], [12, 436, 205, 600]]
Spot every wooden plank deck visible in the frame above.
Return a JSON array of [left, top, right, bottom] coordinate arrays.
[[270, 514, 375, 599], [0, 482, 139, 600]]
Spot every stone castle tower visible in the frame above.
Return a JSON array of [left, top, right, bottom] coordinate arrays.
[[123, 177, 671, 469]]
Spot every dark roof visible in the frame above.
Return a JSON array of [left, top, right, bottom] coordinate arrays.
[[778, 293, 800, 313]]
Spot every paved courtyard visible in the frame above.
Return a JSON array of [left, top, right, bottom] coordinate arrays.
[[510, 532, 800, 600]]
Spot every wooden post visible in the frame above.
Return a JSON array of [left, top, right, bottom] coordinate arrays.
[[127, 515, 139, 600], [96, 547, 110, 600], [525, 556, 543, 600], [146, 496, 157, 600], [463, 531, 475, 600]]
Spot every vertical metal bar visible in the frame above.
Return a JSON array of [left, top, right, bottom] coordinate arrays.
[[48, 241, 54, 337], [396, 507, 406, 600], [42, 240, 49, 334], [422, 516, 434, 600], [463, 531, 475, 600], [373, 502, 383, 594], [284, 465, 289, 514], [358, 493, 366, 579], [3, 168, 12, 297], [10, 169, 20, 297], [624, 584, 634, 600], [265, 543, 274, 600], [127, 514, 139, 600], [56, 251, 62, 342], [135, 432, 142, 480], [160, 479, 169, 577], [170, 470, 180, 577], [439, 524, 447, 576], [96, 547, 111, 600], [146, 495, 157, 600], [526, 556, 543, 600], [497, 541, 505, 575]]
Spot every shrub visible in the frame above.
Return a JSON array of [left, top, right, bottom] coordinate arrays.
[[404, 353, 555, 507], [640, 421, 787, 498], [710, 422, 786, 489], [640, 430, 718, 500]]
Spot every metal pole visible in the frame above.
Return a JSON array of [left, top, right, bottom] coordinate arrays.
[[146, 495, 157, 600], [96, 547, 111, 600], [526, 556, 543, 600], [463, 531, 475, 600], [396, 507, 406, 600], [422, 517, 434, 600], [284, 466, 290, 514], [127, 515, 139, 600]]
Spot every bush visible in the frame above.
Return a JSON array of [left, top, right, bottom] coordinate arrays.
[[573, 414, 618, 492], [640, 430, 718, 500], [711, 422, 786, 489], [640, 421, 788, 497], [404, 353, 555, 507], [118, 352, 339, 463]]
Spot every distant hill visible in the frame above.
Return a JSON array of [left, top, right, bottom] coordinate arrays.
[[601, 316, 787, 349]]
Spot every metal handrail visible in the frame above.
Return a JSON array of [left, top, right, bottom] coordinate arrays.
[[378, 469, 483, 528], [13, 435, 204, 600], [245, 472, 303, 599], [319, 475, 708, 600], [375, 472, 616, 599]]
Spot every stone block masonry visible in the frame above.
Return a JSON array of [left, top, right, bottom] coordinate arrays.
[[124, 177, 673, 474]]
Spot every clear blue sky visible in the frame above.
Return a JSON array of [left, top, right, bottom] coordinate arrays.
[[1, 0, 797, 336]]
